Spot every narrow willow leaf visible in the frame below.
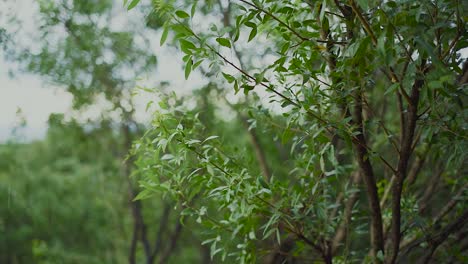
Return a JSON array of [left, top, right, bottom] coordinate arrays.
[[180, 39, 196, 50], [254, 72, 264, 84], [133, 189, 153, 201], [160, 25, 169, 46], [127, 0, 140, 10], [216, 37, 231, 48], [175, 10, 190, 19], [191, 1, 198, 17], [185, 58, 193, 79], [203, 135, 219, 142], [248, 27, 257, 42], [192, 60, 203, 69], [172, 24, 192, 36], [222, 72, 235, 83], [384, 83, 400, 95], [179, 39, 197, 54]]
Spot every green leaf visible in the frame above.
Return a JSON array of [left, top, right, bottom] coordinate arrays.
[[216, 37, 231, 48], [179, 39, 197, 54], [133, 189, 153, 201], [354, 36, 371, 61], [160, 25, 169, 46], [356, 0, 369, 10], [192, 60, 203, 69], [127, 0, 140, 10], [233, 28, 240, 42], [233, 80, 239, 93], [321, 17, 329, 34], [428, 80, 442, 89], [258, 178, 269, 189], [254, 72, 264, 84], [386, 1, 397, 8], [278, 7, 294, 14], [172, 24, 192, 36], [280, 42, 290, 54], [158, 100, 168, 110], [203, 135, 219, 143], [185, 57, 193, 79], [161, 154, 174, 160], [191, 1, 198, 17], [222, 72, 235, 83], [319, 0, 327, 22], [248, 27, 257, 42], [385, 83, 399, 95], [179, 39, 197, 49], [415, 37, 443, 67], [242, 84, 254, 94], [175, 10, 190, 19], [245, 22, 256, 28], [145, 101, 153, 112], [282, 128, 294, 144]]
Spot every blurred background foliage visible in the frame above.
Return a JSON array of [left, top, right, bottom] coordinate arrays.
[[1, 0, 203, 263], [1, 1, 258, 262]]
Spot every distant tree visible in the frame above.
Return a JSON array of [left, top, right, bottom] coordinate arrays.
[[131, 0, 467, 263], [0, 115, 129, 263], [1, 0, 205, 263]]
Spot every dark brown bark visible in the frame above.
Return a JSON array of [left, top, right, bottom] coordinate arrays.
[[122, 116, 151, 264], [123, 120, 141, 264], [321, 2, 385, 258], [352, 92, 385, 258], [149, 203, 172, 263], [129, 220, 138, 264], [158, 219, 183, 264], [388, 72, 423, 263], [132, 197, 152, 263]]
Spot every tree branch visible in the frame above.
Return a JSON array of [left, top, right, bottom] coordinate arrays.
[[149, 202, 172, 263], [348, 0, 377, 44], [352, 86, 385, 259], [158, 218, 183, 264], [388, 63, 424, 263]]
